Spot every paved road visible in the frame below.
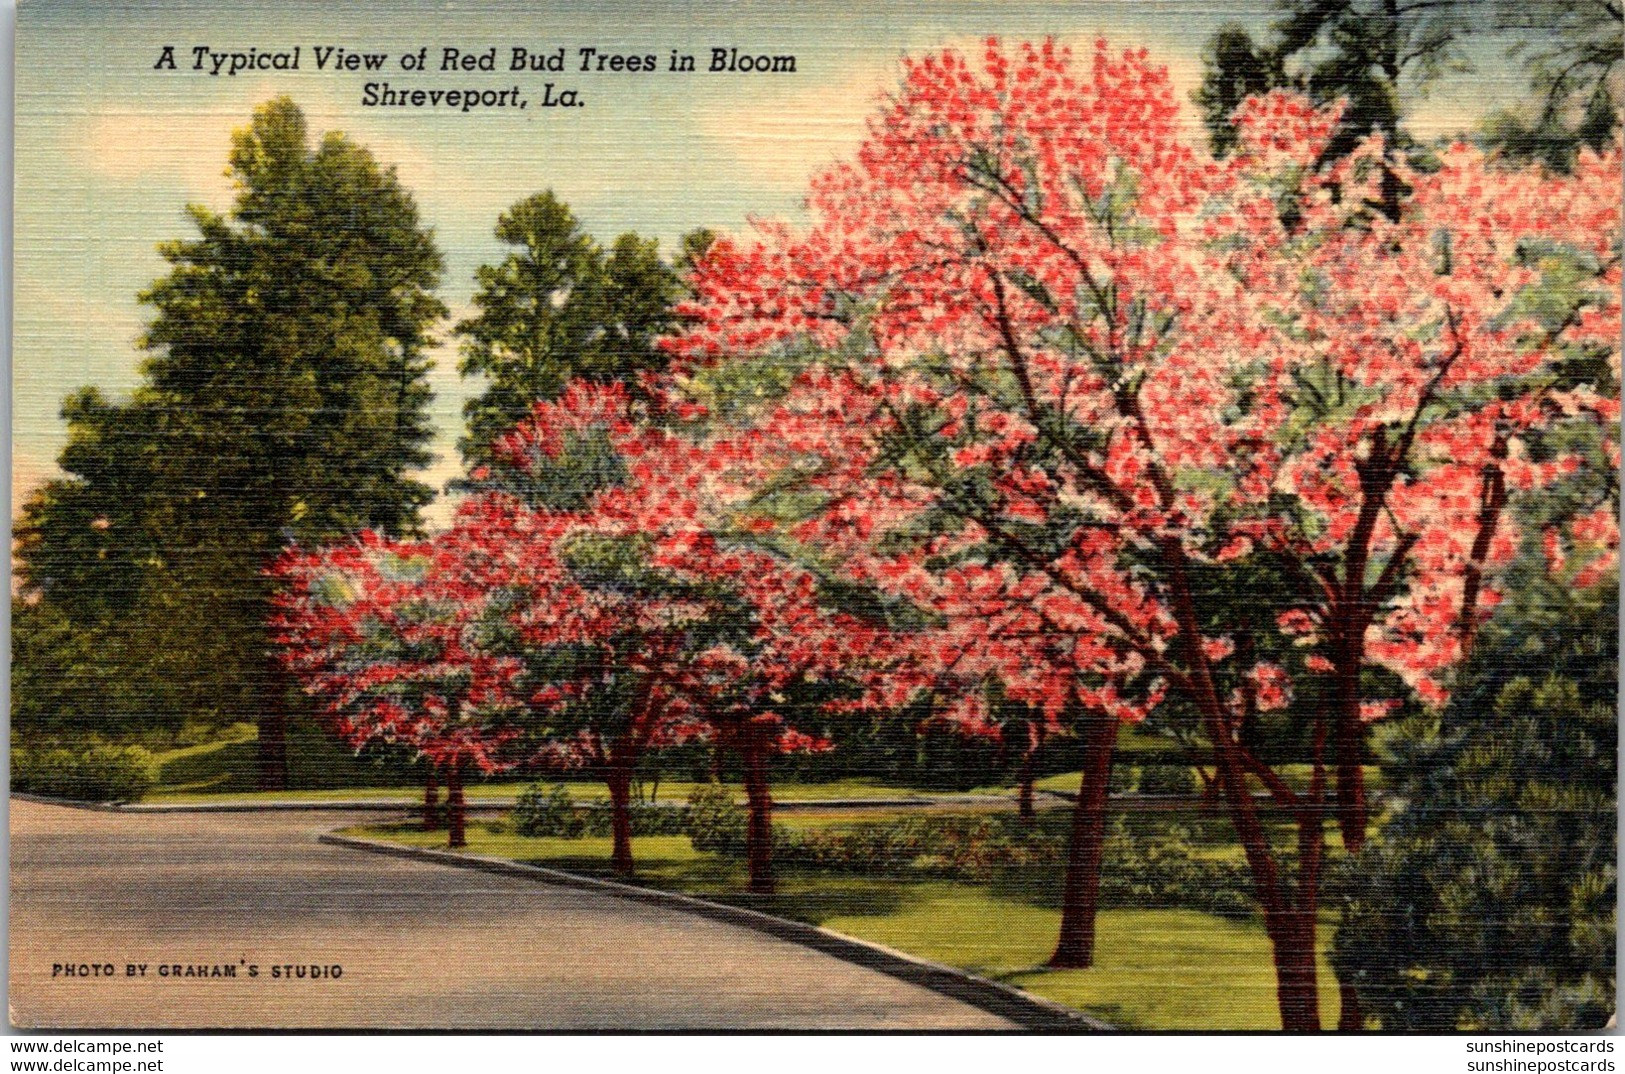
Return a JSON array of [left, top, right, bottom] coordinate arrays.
[[8, 799, 1014, 1030]]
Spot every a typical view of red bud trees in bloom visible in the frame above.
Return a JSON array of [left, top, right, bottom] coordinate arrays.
[[263, 38, 1620, 1032]]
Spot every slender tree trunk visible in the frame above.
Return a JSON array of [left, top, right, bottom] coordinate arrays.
[[1162, 538, 1322, 1030], [1216, 731, 1322, 1031], [422, 766, 440, 831], [256, 712, 288, 792], [1339, 978, 1363, 1031], [1331, 657, 1368, 854], [1457, 435, 1509, 658], [740, 736, 776, 895], [257, 653, 290, 791], [1269, 907, 1323, 1032], [1017, 764, 1037, 823], [1048, 711, 1120, 968], [606, 757, 635, 878], [445, 761, 466, 849], [1016, 720, 1045, 825]]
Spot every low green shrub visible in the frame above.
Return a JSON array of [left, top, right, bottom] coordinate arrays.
[[686, 783, 747, 852], [1137, 763, 1198, 796], [512, 783, 584, 837], [1099, 818, 1254, 920], [579, 798, 688, 837], [692, 805, 1256, 919], [786, 816, 933, 871], [13, 742, 157, 803], [513, 782, 688, 839]]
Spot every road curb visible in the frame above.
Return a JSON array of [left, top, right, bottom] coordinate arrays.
[[10, 791, 129, 812], [318, 831, 1111, 1033], [9, 792, 429, 814]]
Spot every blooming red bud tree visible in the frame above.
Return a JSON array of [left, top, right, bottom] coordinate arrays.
[[483, 382, 878, 889], [665, 38, 1620, 1029], [272, 528, 529, 847]]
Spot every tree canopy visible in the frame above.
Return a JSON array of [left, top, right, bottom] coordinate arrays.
[[14, 97, 447, 767], [455, 191, 693, 465]]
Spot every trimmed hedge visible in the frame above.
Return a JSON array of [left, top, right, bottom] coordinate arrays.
[[689, 806, 1256, 919]]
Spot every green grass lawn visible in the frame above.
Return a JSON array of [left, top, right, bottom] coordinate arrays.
[[146, 720, 1367, 813], [150, 721, 431, 798], [147, 777, 962, 806], [148, 731, 968, 807], [1032, 764, 1384, 796], [348, 816, 1339, 1030]]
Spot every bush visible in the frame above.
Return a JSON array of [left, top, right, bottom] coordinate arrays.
[[12, 742, 157, 803], [1100, 818, 1254, 920], [1107, 763, 1137, 795], [1137, 763, 1197, 796], [512, 783, 584, 837], [513, 783, 689, 838], [1332, 590, 1617, 1031], [686, 783, 747, 853], [786, 817, 933, 872], [579, 798, 688, 837], [686, 804, 1256, 918]]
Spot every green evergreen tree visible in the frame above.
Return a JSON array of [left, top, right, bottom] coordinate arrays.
[[13, 98, 447, 784], [455, 191, 692, 464], [1197, 1, 1620, 168], [1331, 580, 1617, 1030]]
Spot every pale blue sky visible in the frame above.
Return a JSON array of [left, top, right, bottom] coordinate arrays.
[[14, 0, 1542, 523]]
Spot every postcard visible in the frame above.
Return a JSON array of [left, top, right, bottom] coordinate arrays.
[[11, 0, 1620, 1033]]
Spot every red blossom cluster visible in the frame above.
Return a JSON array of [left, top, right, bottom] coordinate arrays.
[[661, 36, 1620, 1025], [272, 35, 1617, 1021], [270, 528, 529, 776]]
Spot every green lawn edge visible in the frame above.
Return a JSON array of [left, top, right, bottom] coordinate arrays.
[[343, 817, 1339, 1031]]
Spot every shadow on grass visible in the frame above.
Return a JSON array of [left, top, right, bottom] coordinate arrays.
[[516, 852, 920, 925], [722, 874, 916, 924], [156, 720, 424, 794]]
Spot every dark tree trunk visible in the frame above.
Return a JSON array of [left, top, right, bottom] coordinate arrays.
[[1268, 908, 1322, 1032], [445, 761, 466, 849], [1339, 978, 1363, 1031], [256, 712, 289, 792], [740, 737, 776, 895], [1332, 659, 1368, 854], [1161, 535, 1322, 1031], [422, 766, 440, 831], [1048, 711, 1119, 969], [257, 653, 290, 792], [606, 758, 635, 877], [1016, 721, 1044, 825], [1214, 725, 1323, 1032]]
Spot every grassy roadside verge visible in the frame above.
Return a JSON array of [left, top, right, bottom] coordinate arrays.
[[147, 725, 999, 804], [145, 777, 965, 805], [342, 815, 1339, 1030]]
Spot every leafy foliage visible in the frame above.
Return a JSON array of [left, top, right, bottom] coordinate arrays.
[[455, 191, 698, 464], [684, 783, 749, 853], [666, 36, 1619, 1027], [1196, 1, 1621, 169], [13, 97, 446, 748], [512, 782, 586, 837], [1332, 585, 1617, 1030], [13, 742, 157, 804], [511, 783, 688, 838]]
